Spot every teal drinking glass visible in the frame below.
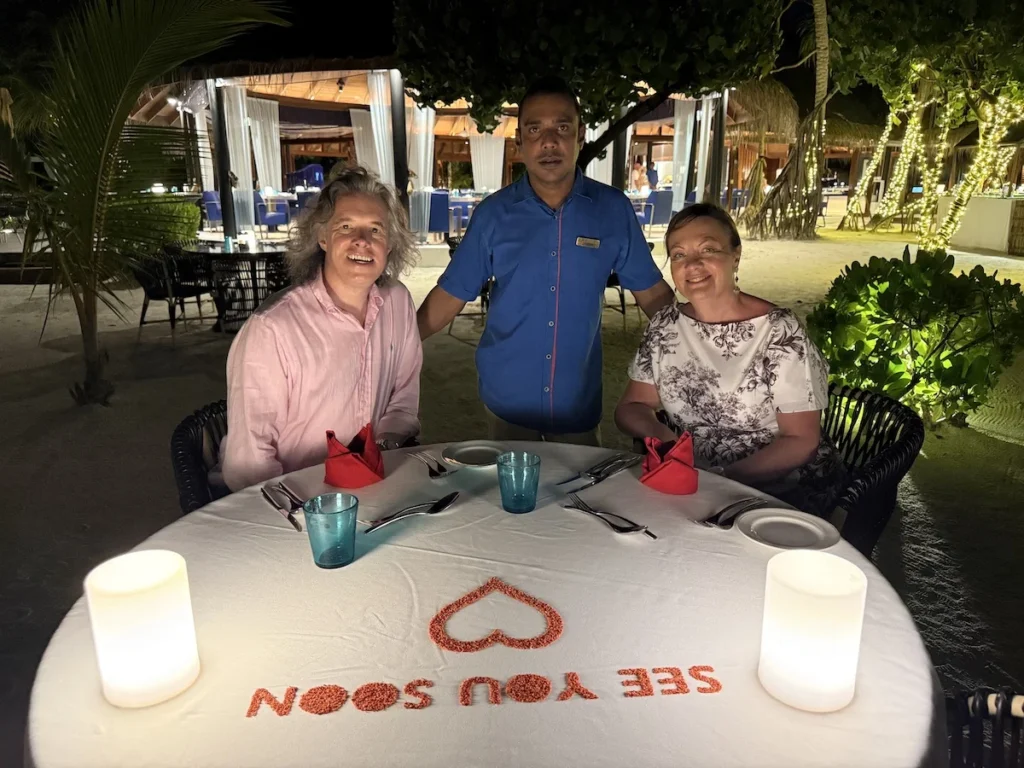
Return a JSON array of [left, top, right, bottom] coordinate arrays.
[[497, 451, 542, 514], [302, 493, 358, 568]]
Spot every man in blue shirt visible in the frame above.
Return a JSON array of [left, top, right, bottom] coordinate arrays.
[[646, 161, 660, 189], [416, 77, 674, 444]]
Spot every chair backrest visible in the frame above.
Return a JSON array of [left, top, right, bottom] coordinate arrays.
[[947, 688, 1024, 767], [822, 383, 924, 555], [129, 258, 170, 299], [429, 190, 450, 232], [171, 400, 228, 514], [649, 190, 674, 225], [822, 384, 922, 469]]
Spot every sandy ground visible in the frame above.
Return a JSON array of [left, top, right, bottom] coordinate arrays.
[[2, 230, 1024, 765]]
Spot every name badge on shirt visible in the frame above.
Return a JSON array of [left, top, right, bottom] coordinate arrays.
[[576, 236, 601, 249]]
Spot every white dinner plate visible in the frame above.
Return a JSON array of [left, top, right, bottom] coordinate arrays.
[[441, 440, 510, 468], [735, 507, 841, 550]]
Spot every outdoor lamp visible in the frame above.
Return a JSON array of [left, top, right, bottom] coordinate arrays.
[[85, 550, 200, 708], [758, 550, 867, 713]]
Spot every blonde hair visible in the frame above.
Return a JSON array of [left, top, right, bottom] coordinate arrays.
[[285, 165, 416, 286]]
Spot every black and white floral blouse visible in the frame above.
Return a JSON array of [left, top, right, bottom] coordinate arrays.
[[628, 303, 846, 516]]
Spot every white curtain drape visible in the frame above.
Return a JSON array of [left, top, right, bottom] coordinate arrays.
[[672, 100, 696, 213], [194, 110, 216, 192], [406, 104, 436, 236], [246, 97, 282, 191], [695, 94, 714, 203], [469, 122, 504, 192], [367, 70, 394, 185], [584, 122, 612, 185], [350, 109, 379, 175], [221, 85, 254, 230], [624, 122, 636, 190]]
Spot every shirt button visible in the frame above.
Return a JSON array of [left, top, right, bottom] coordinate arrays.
[[546, 354, 552, 360], [544, 386, 550, 393], [550, 251, 556, 256], [550, 286, 555, 292], [548, 321, 554, 327]]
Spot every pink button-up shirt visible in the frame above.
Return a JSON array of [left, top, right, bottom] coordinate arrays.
[[220, 274, 422, 491]]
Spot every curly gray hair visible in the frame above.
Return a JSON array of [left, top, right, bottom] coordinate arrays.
[[285, 165, 417, 286]]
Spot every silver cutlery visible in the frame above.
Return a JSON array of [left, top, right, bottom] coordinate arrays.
[[260, 486, 303, 532], [274, 481, 305, 509], [410, 451, 455, 479], [566, 455, 643, 492], [556, 453, 630, 486], [364, 491, 460, 534], [563, 492, 657, 539], [700, 497, 770, 529]]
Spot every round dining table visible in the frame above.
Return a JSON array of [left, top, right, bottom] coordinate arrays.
[[28, 442, 946, 768]]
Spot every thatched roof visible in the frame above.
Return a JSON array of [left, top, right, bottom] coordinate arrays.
[[728, 78, 798, 141], [824, 114, 883, 148]]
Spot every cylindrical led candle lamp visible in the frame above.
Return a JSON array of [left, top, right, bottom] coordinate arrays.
[[758, 550, 867, 713], [85, 550, 201, 708]]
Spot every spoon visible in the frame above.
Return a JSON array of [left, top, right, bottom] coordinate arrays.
[[364, 491, 460, 534]]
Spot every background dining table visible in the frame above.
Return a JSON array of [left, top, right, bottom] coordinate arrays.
[[179, 241, 289, 332], [27, 442, 946, 768]]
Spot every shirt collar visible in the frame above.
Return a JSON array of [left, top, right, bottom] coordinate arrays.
[[513, 167, 593, 206], [310, 267, 384, 321]]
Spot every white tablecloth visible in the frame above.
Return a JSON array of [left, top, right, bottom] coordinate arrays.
[[28, 442, 945, 768]]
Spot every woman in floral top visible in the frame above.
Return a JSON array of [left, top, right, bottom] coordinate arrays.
[[614, 204, 845, 516]]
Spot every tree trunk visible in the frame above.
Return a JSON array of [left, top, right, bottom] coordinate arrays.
[[577, 86, 679, 169], [748, 0, 828, 240], [838, 111, 895, 230], [916, 102, 952, 247], [925, 96, 1021, 251], [813, 0, 829, 112], [871, 98, 927, 227], [72, 282, 114, 405]]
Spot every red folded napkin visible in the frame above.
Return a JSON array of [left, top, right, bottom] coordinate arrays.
[[324, 424, 385, 489], [639, 434, 699, 495]]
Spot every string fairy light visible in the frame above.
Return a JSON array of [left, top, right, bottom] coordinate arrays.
[[843, 112, 895, 228], [924, 94, 1024, 251]]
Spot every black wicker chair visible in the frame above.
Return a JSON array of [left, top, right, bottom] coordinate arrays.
[[947, 688, 1024, 767], [823, 383, 925, 556], [131, 247, 215, 341], [171, 400, 229, 515], [633, 384, 923, 557]]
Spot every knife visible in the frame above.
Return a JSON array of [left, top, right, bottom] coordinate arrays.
[[567, 455, 643, 492], [364, 491, 460, 534], [260, 486, 303, 532], [555, 452, 630, 486]]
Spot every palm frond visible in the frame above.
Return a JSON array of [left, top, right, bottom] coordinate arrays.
[[35, 0, 284, 305]]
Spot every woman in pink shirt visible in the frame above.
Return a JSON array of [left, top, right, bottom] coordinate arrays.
[[221, 166, 423, 491]]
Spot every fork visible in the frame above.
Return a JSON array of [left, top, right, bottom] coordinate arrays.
[[411, 451, 453, 479], [565, 492, 657, 539], [699, 497, 768, 528]]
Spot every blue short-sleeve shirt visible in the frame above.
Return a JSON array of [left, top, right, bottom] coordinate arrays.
[[438, 169, 663, 433]]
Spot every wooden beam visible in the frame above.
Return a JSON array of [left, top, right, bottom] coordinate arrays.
[[134, 85, 173, 122], [245, 92, 364, 112]]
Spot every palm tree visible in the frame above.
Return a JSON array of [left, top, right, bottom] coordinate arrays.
[[0, 0, 283, 403], [748, 0, 830, 240]]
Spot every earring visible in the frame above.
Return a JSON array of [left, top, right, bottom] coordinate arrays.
[[733, 270, 740, 295]]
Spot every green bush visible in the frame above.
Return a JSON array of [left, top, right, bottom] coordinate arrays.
[[807, 247, 1024, 425], [137, 199, 201, 245]]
